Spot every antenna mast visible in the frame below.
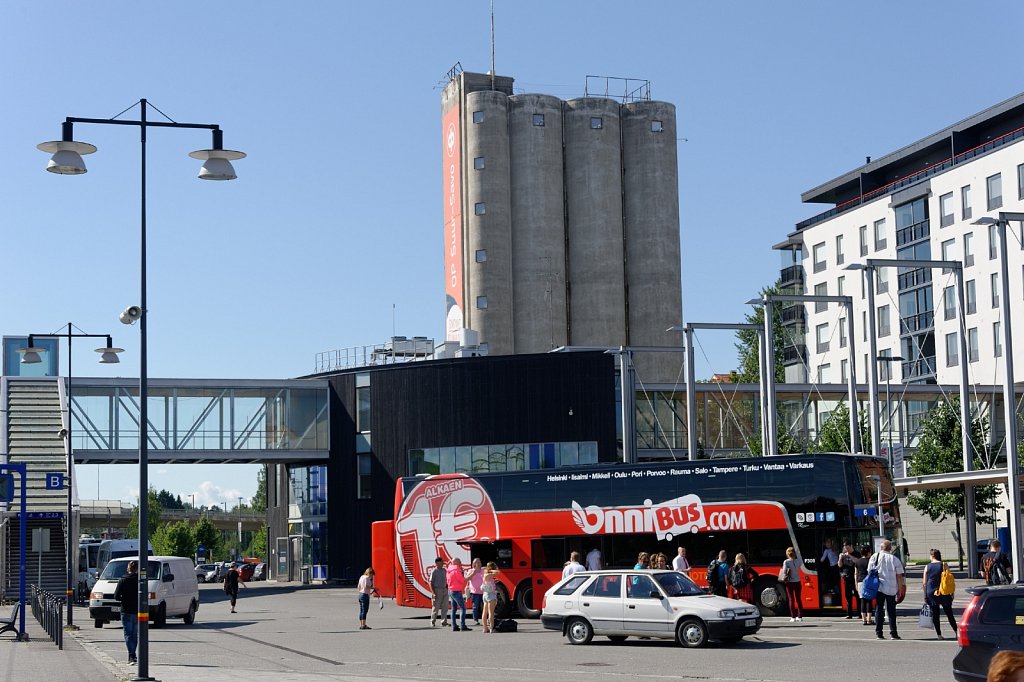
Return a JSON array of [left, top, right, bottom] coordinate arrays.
[[490, 0, 496, 90]]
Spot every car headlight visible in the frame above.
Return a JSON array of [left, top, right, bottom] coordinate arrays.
[[91, 592, 102, 600], [718, 609, 737, 619]]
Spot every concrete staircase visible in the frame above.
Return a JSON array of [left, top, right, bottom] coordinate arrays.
[[3, 379, 71, 599]]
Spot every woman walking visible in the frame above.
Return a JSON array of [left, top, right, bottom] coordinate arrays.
[[923, 549, 958, 639], [854, 545, 874, 625], [223, 562, 246, 614], [357, 567, 380, 630], [781, 547, 803, 622], [727, 553, 758, 603]]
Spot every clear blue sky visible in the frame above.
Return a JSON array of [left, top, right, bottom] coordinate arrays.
[[3, 1, 1022, 505]]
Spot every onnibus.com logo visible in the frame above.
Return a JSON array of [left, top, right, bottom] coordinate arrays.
[[395, 475, 498, 597], [571, 494, 748, 541]]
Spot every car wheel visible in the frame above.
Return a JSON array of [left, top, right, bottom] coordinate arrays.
[[676, 618, 708, 648], [94, 619, 104, 629], [183, 601, 196, 625], [153, 603, 167, 628], [197, 575, 205, 583], [754, 578, 788, 617], [494, 582, 513, 619], [514, 580, 541, 619], [607, 635, 628, 643], [565, 617, 593, 645]]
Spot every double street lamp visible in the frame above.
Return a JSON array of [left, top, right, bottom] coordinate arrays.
[[38, 99, 244, 681], [18, 324, 121, 629]]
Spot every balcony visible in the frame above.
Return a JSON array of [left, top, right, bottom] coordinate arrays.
[[902, 356, 937, 381], [781, 305, 806, 327], [898, 268, 932, 290], [780, 265, 804, 289], [783, 344, 807, 365], [896, 220, 930, 247], [901, 311, 935, 334]]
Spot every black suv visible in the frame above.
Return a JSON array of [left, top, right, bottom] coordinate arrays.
[[954, 584, 1024, 681]]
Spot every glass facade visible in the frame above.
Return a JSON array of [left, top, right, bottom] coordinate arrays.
[[408, 441, 598, 475], [288, 465, 329, 569]]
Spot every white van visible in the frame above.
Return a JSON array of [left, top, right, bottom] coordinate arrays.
[[89, 556, 199, 628], [95, 539, 153, 575]]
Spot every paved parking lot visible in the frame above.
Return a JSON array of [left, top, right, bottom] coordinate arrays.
[[55, 577, 969, 682]]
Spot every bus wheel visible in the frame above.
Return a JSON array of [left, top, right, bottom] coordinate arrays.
[[494, 582, 513, 619], [754, 578, 787, 617], [514, 580, 541, 619]]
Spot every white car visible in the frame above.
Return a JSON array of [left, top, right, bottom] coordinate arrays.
[[541, 569, 762, 647], [89, 556, 199, 628]]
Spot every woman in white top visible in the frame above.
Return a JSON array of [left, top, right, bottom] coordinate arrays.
[[780, 547, 803, 622], [357, 567, 379, 630]]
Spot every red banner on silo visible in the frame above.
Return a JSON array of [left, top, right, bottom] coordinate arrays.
[[442, 104, 464, 342]]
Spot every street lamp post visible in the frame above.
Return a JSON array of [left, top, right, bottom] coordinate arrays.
[[973, 212, 1024, 583], [38, 99, 244, 681], [876, 355, 905, 474], [18, 324, 122, 629]]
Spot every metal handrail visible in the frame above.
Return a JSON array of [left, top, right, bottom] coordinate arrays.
[[30, 586, 63, 649]]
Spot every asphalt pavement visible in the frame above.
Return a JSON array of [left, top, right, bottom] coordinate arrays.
[[0, 566, 981, 682]]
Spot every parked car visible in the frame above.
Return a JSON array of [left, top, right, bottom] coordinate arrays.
[[252, 563, 267, 581], [195, 563, 217, 583], [541, 569, 762, 647], [953, 583, 1024, 681], [236, 562, 256, 582], [90, 556, 199, 628]]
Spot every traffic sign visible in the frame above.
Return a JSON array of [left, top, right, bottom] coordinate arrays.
[[45, 473, 64, 490]]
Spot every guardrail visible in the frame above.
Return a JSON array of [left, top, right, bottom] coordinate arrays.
[[31, 586, 63, 649]]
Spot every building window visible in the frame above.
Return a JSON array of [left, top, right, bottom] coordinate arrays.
[[840, 359, 848, 383], [994, 321, 1003, 357], [943, 286, 956, 321], [532, 113, 545, 126], [874, 219, 887, 251], [878, 305, 890, 337], [837, 275, 845, 296], [961, 185, 972, 220], [876, 267, 888, 295], [945, 332, 959, 367], [862, 311, 867, 342], [964, 232, 975, 267], [816, 323, 829, 354], [968, 327, 979, 363], [966, 279, 977, 314], [859, 225, 868, 256], [357, 453, 371, 499], [817, 363, 831, 383], [475, 249, 487, 263], [878, 350, 893, 382], [651, 120, 663, 132], [814, 282, 827, 312], [991, 272, 999, 308], [835, 234, 845, 265], [839, 319, 847, 348], [941, 238, 955, 263], [356, 373, 371, 432], [939, 192, 954, 227], [590, 116, 603, 130], [473, 110, 484, 124], [987, 173, 1002, 211], [989, 224, 998, 260], [1019, 163, 1024, 200], [474, 202, 486, 215], [476, 295, 488, 309], [813, 242, 826, 273], [474, 156, 485, 170]]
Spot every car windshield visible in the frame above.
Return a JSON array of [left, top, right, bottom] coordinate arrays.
[[653, 571, 705, 597], [99, 560, 161, 580]]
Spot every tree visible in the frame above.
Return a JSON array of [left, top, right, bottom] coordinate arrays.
[[907, 397, 1002, 565], [734, 281, 786, 384], [250, 466, 267, 515], [246, 526, 267, 560], [153, 520, 195, 558], [813, 404, 871, 453], [127, 487, 163, 539], [192, 516, 222, 561], [155, 489, 185, 510]]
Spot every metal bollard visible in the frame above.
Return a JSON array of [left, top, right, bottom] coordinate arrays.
[[30, 586, 65, 649]]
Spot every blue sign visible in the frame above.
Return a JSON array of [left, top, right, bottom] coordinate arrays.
[[197, 544, 206, 554], [816, 512, 825, 522], [825, 511, 835, 522], [25, 512, 63, 520], [45, 473, 64, 490], [0, 474, 13, 503], [856, 507, 878, 517]]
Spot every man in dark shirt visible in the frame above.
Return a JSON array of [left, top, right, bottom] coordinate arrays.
[[981, 540, 1013, 585], [114, 560, 139, 665]]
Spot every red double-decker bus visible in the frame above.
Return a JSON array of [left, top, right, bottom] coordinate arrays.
[[372, 452, 902, 618]]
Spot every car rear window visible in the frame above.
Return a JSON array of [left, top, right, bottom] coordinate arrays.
[[980, 595, 1024, 625], [554, 575, 590, 595]]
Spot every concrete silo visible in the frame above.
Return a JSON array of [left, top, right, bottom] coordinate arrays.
[[622, 100, 683, 383], [509, 93, 567, 353], [563, 97, 626, 347], [464, 89, 513, 355]]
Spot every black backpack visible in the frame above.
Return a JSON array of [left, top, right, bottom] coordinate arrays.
[[730, 565, 748, 587], [493, 619, 518, 633], [707, 560, 721, 585]]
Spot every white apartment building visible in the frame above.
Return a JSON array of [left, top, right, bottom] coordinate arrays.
[[778, 92, 1024, 398]]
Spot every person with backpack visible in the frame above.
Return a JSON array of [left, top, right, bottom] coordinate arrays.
[[981, 539, 1013, 585], [868, 539, 905, 640], [923, 548, 957, 639], [727, 553, 759, 603], [706, 550, 729, 596]]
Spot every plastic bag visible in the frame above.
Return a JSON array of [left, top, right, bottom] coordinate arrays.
[[917, 603, 933, 629]]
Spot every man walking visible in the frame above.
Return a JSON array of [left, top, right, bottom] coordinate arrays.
[[429, 557, 449, 627], [869, 539, 905, 640], [562, 551, 586, 579], [672, 546, 691, 575], [585, 547, 602, 571], [114, 560, 139, 665]]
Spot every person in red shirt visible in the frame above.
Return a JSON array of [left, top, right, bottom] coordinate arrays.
[[446, 558, 471, 631]]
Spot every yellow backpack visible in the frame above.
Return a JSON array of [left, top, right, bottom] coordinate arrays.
[[936, 563, 955, 596]]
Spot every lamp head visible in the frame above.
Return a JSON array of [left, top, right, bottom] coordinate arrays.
[[189, 148, 246, 181], [96, 346, 123, 364], [18, 347, 44, 364], [972, 217, 998, 226], [37, 140, 96, 175]]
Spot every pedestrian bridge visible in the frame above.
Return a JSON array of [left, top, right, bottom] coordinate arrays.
[[33, 376, 330, 464]]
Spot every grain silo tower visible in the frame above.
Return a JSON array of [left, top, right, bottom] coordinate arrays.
[[440, 68, 683, 381]]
